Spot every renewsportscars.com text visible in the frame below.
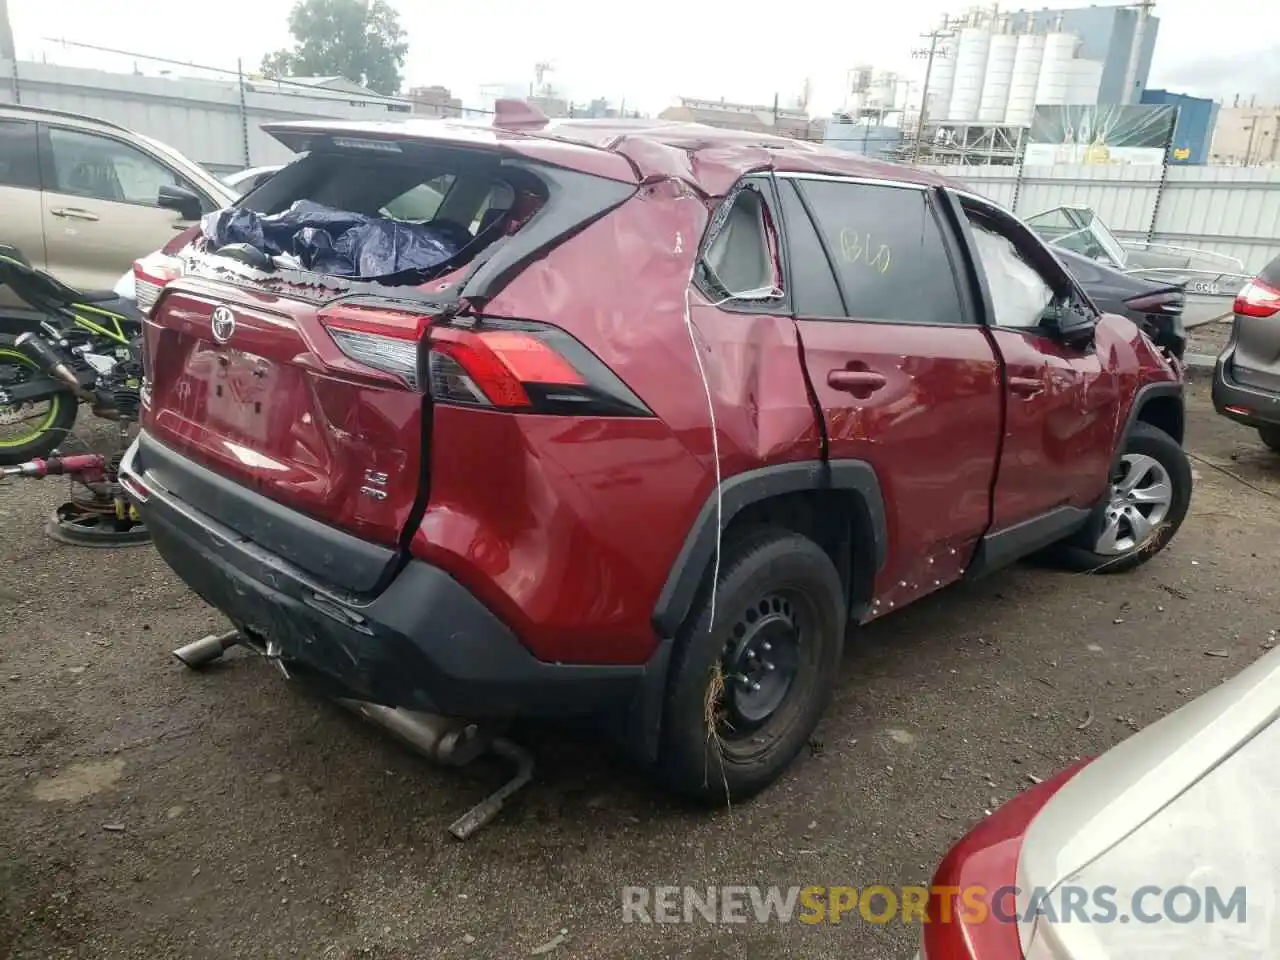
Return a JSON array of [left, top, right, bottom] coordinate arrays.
[[620, 885, 1248, 926]]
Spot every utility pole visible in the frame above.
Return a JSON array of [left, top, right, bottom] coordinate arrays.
[[910, 21, 954, 164]]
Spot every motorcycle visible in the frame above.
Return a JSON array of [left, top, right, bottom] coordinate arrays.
[[0, 244, 143, 467]]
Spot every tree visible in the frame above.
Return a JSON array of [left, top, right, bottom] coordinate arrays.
[[261, 0, 409, 97]]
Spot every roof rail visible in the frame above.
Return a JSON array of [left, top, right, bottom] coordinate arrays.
[[0, 101, 133, 134], [493, 98, 549, 132]]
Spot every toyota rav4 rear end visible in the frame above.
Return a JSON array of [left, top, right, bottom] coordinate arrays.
[[121, 116, 713, 731]]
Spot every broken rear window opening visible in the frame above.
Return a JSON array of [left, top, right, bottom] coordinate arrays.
[[194, 145, 547, 284], [698, 182, 784, 301]]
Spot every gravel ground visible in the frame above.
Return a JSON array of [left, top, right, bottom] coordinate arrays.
[[1185, 317, 1231, 360], [3, 376, 1279, 960]]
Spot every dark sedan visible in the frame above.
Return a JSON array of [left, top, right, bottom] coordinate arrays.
[[1054, 246, 1187, 361]]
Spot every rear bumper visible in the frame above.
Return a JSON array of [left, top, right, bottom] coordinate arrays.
[[1212, 343, 1280, 429], [119, 435, 652, 719]]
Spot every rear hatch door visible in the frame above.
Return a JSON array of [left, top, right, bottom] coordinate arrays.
[[143, 276, 435, 562], [140, 125, 636, 594]]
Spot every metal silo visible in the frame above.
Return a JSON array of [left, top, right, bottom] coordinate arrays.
[[978, 21, 1018, 123], [928, 36, 958, 121], [1004, 30, 1046, 126], [947, 24, 992, 123], [1033, 29, 1078, 109], [1066, 58, 1103, 105]]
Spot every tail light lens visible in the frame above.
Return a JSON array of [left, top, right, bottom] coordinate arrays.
[[319, 305, 652, 417], [1234, 278, 1280, 319], [132, 254, 183, 318], [1125, 290, 1184, 315], [320, 301, 431, 389]]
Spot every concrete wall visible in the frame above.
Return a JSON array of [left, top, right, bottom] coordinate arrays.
[[924, 162, 1280, 272], [0, 59, 413, 174]]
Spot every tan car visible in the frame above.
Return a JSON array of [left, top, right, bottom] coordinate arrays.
[[0, 104, 237, 313]]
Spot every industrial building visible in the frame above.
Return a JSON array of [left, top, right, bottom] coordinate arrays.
[[1006, 3, 1158, 105], [897, 2, 1160, 164], [1209, 104, 1280, 167], [658, 97, 817, 140], [1141, 89, 1218, 164]]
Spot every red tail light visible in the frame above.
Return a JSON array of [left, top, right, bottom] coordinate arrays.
[[318, 304, 652, 417], [427, 326, 585, 408], [1234, 278, 1280, 319]]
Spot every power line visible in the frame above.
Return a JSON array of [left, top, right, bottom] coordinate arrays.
[[40, 36, 408, 101]]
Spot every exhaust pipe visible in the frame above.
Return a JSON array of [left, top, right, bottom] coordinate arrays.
[[336, 700, 491, 767], [14, 332, 95, 401], [335, 701, 534, 839]]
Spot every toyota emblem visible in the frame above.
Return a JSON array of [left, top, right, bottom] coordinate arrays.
[[210, 306, 236, 344]]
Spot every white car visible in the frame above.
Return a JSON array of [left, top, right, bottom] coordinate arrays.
[[221, 164, 283, 195], [918, 644, 1280, 959]]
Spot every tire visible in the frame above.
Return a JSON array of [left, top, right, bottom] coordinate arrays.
[[658, 527, 846, 805], [1054, 421, 1192, 574], [1258, 426, 1280, 453], [0, 341, 79, 466]]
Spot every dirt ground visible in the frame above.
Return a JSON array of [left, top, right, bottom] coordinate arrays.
[[3, 375, 1280, 960]]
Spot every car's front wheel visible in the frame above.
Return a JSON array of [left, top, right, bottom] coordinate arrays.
[[659, 527, 845, 805], [1055, 421, 1192, 574]]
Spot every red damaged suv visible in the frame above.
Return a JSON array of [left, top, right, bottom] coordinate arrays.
[[121, 107, 1191, 802]]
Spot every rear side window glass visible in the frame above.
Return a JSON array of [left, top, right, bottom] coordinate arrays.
[[0, 119, 41, 190], [796, 180, 967, 324], [380, 174, 454, 221]]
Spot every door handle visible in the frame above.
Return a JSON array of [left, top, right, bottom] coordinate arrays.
[[1008, 375, 1044, 397], [828, 369, 887, 393], [50, 207, 99, 222]]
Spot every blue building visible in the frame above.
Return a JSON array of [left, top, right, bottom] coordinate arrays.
[[1141, 89, 1219, 164], [1008, 5, 1160, 105]]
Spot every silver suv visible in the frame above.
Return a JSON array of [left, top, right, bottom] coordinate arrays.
[[0, 104, 236, 312], [1212, 252, 1280, 450]]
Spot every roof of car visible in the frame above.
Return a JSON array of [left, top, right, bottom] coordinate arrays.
[[262, 114, 958, 199], [0, 102, 133, 134]]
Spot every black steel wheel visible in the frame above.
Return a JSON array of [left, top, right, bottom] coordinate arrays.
[[659, 527, 845, 805]]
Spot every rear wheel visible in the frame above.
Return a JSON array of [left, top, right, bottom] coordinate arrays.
[[0, 344, 78, 466], [1054, 422, 1192, 574], [659, 528, 845, 805], [1258, 426, 1280, 453]]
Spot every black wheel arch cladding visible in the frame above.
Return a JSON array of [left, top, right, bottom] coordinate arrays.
[[650, 459, 888, 640]]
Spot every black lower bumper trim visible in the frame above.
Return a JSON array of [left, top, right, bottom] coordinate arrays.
[[121, 437, 649, 718], [1213, 349, 1280, 429]]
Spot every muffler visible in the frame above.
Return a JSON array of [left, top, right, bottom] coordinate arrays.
[[335, 700, 534, 839], [14, 332, 95, 402]]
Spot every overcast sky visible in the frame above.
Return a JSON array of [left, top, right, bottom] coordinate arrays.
[[7, 0, 1277, 114]]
